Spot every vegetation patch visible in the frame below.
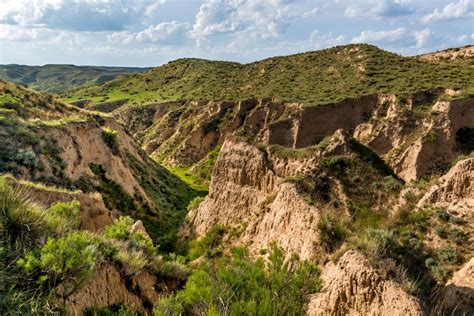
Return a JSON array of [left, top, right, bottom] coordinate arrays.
[[154, 244, 321, 316]]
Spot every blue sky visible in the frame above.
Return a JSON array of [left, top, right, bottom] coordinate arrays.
[[0, 0, 472, 67]]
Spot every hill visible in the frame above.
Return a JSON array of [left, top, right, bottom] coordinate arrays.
[[0, 64, 148, 93], [62, 44, 473, 110]]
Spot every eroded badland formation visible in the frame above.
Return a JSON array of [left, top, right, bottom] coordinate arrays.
[[0, 44, 473, 315]]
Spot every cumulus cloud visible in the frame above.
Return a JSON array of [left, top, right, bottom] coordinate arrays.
[[421, 0, 473, 24], [351, 27, 441, 50], [0, 0, 166, 31], [189, 0, 318, 45], [108, 21, 191, 44], [414, 28, 431, 48], [457, 33, 474, 43], [0, 24, 84, 44], [344, 0, 414, 18], [351, 27, 409, 43]]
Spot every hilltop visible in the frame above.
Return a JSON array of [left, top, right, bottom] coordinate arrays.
[[0, 64, 148, 93], [63, 44, 473, 111]]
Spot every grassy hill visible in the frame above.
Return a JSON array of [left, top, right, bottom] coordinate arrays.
[[62, 44, 474, 109], [0, 64, 148, 93]]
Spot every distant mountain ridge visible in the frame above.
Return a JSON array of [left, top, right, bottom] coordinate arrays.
[[0, 64, 149, 93]]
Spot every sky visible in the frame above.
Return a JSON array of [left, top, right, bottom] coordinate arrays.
[[0, 0, 472, 67]]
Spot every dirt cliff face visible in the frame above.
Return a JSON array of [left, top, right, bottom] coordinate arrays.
[[180, 92, 473, 315], [185, 137, 319, 259], [185, 130, 389, 260], [437, 257, 474, 313], [307, 250, 424, 316], [116, 91, 473, 186], [418, 157, 473, 217], [418, 45, 474, 62], [67, 263, 159, 314], [1, 113, 196, 223]]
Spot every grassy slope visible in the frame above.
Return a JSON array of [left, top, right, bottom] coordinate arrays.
[[0, 64, 148, 93], [0, 80, 201, 251], [63, 44, 474, 108]]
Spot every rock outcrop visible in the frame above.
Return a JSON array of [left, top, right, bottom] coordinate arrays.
[[186, 131, 359, 260], [67, 263, 159, 314], [436, 257, 474, 313], [354, 94, 474, 181], [186, 137, 319, 259], [307, 250, 424, 316], [418, 157, 473, 217]]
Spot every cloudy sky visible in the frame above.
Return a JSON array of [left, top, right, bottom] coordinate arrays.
[[0, 0, 472, 66]]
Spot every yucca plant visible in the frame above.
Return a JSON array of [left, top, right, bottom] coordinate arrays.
[[0, 177, 47, 253]]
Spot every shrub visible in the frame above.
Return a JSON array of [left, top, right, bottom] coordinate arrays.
[[105, 216, 134, 241], [435, 208, 450, 222], [47, 200, 81, 233], [359, 229, 399, 258], [425, 257, 449, 282], [384, 176, 402, 191], [18, 231, 97, 300], [447, 229, 467, 244], [15, 149, 36, 167], [187, 196, 204, 211], [437, 247, 460, 265], [323, 156, 348, 173], [156, 244, 321, 316], [101, 127, 119, 151], [187, 225, 226, 261], [316, 212, 348, 252], [153, 294, 184, 316]]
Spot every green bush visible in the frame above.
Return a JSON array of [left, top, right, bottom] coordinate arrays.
[[187, 196, 205, 211], [435, 208, 450, 222], [323, 156, 348, 173], [153, 294, 184, 316], [447, 228, 467, 244], [101, 127, 119, 151], [47, 200, 81, 233], [359, 229, 399, 258], [105, 216, 134, 241], [18, 231, 97, 300], [155, 244, 321, 316], [316, 212, 348, 252], [15, 149, 36, 167], [187, 225, 226, 261], [437, 247, 460, 265]]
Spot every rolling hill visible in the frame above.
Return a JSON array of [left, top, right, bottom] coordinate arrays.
[[62, 44, 473, 111], [0, 64, 149, 93]]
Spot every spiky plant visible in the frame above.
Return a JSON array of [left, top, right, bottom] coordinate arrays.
[[0, 177, 46, 253]]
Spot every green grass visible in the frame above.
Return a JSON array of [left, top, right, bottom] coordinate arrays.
[[166, 166, 209, 193], [0, 65, 148, 93], [63, 44, 473, 111]]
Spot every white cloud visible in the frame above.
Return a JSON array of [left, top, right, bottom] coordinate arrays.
[[108, 21, 191, 44], [189, 0, 318, 45], [414, 28, 431, 47], [344, 0, 414, 18], [457, 33, 474, 43], [0, 24, 84, 44], [0, 0, 166, 31], [307, 31, 345, 48], [421, 0, 473, 24], [351, 27, 408, 43]]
